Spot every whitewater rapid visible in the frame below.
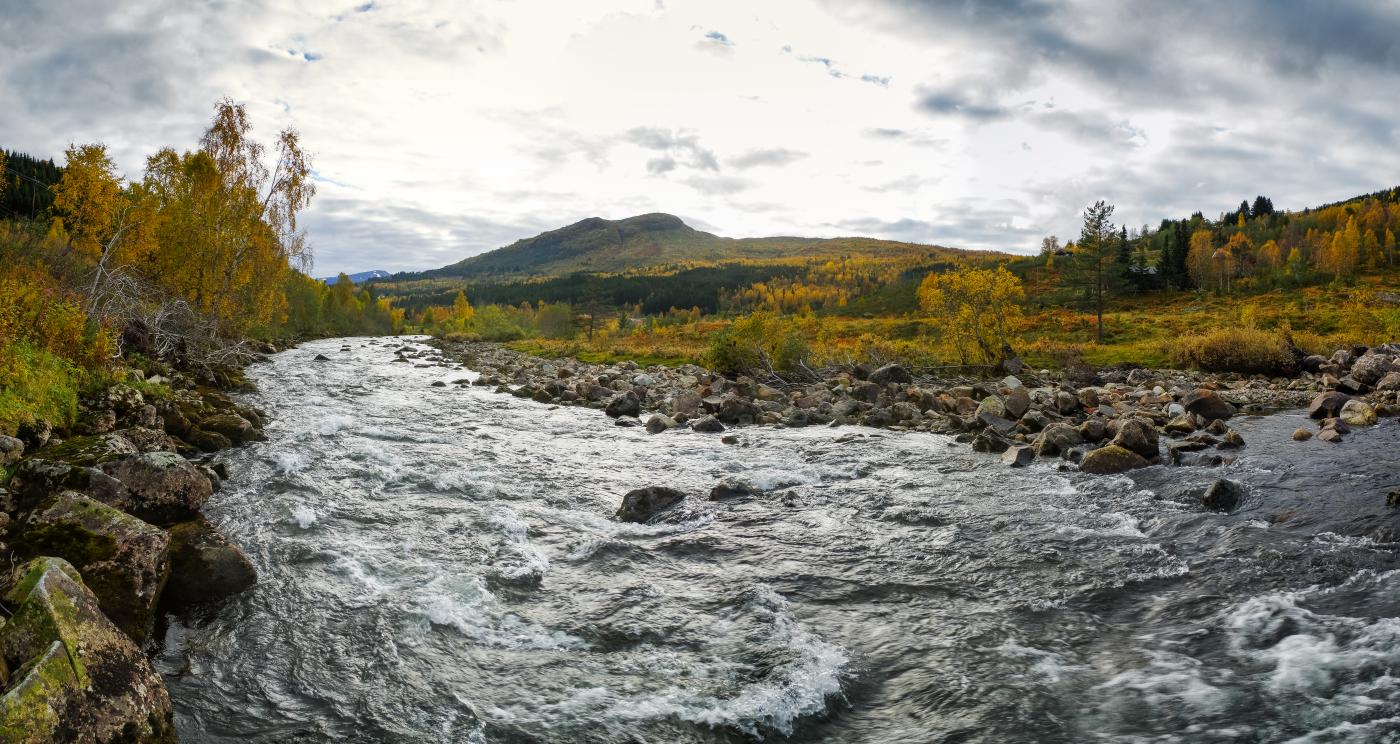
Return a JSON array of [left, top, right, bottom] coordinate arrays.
[[158, 337, 1400, 743]]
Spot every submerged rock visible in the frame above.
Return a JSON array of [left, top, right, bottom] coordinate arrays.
[[1201, 479, 1245, 512], [709, 480, 760, 500], [616, 486, 687, 523], [0, 557, 176, 742]]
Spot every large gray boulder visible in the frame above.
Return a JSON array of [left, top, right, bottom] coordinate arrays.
[[0, 557, 176, 742], [616, 486, 687, 523], [605, 391, 641, 418], [1350, 353, 1394, 386], [7, 459, 129, 513], [18, 493, 171, 643], [162, 515, 257, 610], [100, 452, 212, 527]]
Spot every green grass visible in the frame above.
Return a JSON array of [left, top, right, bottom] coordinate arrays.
[[0, 342, 87, 436]]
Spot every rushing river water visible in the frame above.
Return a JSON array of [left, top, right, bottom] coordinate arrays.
[[157, 337, 1400, 743]]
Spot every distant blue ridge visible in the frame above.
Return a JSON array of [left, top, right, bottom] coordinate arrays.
[[321, 270, 391, 285]]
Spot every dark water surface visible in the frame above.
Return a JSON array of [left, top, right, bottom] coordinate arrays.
[[159, 337, 1400, 743]]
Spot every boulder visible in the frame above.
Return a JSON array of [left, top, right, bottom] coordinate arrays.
[[1111, 418, 1160, 460], [198, 413, 257, 445], [1377, 372, 1400, 392], [0, 557, 176, 743], [1033, 423, 1083, 458], [31, 434, 137, 468], [1202, 479, 1245, 513], [1291, 427, 1313, 441], [1002, 445, 1035, 467], [616, 486, 687, 523], [161, 516, 257, 610], [671, 391, 703, 415], [709, 480, 760, 500], [850, 381, 882, 404], [1078, 445, 1152, 475], [644, 414, 677, 434], [15, 419, 53, 449], [1318, 428, 1343, 443], [1003, 387, 1031, 419], [1350, 353, 1394, 386], [715, 395, 759, 425], [1339, 399, 1378, 427], [18, 493, 171, 644], [0, 435, 23, 467], [115, 427, 179, 454], [691, 415, 725, 433], [7, 459, 129, 513], [1182, 389, 1233, 421], [185, 427, 232, 453], [1309, 391, 1352, 419], [99, 452, 212, 527], [975, 396, 1006, 419], [605, 391, 641, 419], [868, 364, 912, 386]]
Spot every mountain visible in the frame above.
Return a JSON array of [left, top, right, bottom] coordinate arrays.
[[402, 213, 974, 281], [322, 270, 391, 285]]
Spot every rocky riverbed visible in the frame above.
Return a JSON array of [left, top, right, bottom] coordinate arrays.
[[433, 339, 1400, 483], [0, 356, 268, 741]]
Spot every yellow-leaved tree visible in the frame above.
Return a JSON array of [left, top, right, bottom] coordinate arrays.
[[51, 142, 160, 314], [917, 266, 1023, 366], [142, 99, 315, 337]]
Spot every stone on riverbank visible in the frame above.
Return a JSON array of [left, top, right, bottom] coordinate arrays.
[[1182, 389, 1233, 421], [162, 516, 257, 610], [691, 415, 725, 433], [100, 452, 212, 527], [0, 557, 176, 743], [1339, 399, 1378, 426], [17, 493, 171, 644], [1079, 445, 1151, 474]]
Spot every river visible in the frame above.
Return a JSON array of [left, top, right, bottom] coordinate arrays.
[[156, 337, 1400, 743]]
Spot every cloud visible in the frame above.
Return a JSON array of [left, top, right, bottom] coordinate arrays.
[[728, 148, 808, 169], [624, 126, 719, 172], [914, 88, 1009, 121]]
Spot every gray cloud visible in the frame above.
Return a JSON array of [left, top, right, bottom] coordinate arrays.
[[624, 126, 719, 172], [914, 88, 1009, 121], [728, 148, 809, 169]]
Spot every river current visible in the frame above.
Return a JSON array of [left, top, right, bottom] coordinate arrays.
[[157, 337, 1400, 743]]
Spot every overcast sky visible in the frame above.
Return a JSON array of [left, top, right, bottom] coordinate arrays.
[[4, 0, 1399, 275]]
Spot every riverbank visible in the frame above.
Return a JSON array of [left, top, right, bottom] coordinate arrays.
[[0, 348, 274, 741], [435, 338, 1400, 481]]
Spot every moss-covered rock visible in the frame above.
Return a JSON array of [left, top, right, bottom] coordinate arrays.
[[99, 452, 211, 527], [185, 428, 231, 453], [197, 414, 256, 445], [18, 493, 171, 644], [0, 557, 175, 743], [30, 434, 137, 468], [163, 515, 256, 610], [7, 460, 129, 515], [1079, 444, 1152, 475]]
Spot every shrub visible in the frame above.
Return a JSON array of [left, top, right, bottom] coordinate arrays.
[[1173, 327, 1298, 376], [705, 311, 814, 376]]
